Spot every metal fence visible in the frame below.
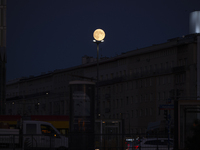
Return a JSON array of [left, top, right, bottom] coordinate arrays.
[[0, 134, 68, 150], [0, 133, 173, 150]]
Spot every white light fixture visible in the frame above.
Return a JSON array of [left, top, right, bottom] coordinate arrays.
[[93, 29, 105, 41]]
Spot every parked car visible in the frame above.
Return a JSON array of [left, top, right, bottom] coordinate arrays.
[[133, 138, 173, 150], [125, 137, 142, 150]]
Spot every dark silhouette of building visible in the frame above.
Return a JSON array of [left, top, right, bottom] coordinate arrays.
[[5, 10, 200, 134], [6, 33, 200, 134]]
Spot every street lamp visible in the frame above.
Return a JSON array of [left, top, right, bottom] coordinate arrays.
[[93, 29, 105, 118], [121, 112, 130, 134]]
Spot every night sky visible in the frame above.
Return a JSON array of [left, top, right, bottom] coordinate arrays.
[[6, 0, 200, 81]]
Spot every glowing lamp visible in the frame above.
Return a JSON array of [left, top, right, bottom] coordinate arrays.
[[93, 29, 105, 41]]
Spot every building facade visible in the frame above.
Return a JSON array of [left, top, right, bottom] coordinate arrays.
[[6, 33, 200, 134], [0, 0, 6, 115]]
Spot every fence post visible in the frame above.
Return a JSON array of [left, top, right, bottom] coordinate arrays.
[[156, 131, 158, 150], [104, 134, 106, 150], [13, 134, 15, 150], [50, 135, 52, 150]]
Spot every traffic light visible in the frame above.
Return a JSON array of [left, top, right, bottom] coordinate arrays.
[[164, 110, 168, 120]]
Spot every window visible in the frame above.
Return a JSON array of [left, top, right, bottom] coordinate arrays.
[[136, 80, 138, 88], [125, 82, 128, 90], [120, 84, 123, 92], [140, 95, 142, 103], [129, 70, 132, 76], [145, 108, 148, 116], [171, 61, 174, 68], [140, 67, 142, 74], [150, 93, 153, 101], [103, 101, 105, 108], [140, 109, 142, 116], [150, 65, 152, 72], [110, 73, 113, 79], [131, 96, 133, 103], [135, 95, 138, 103], [41, 124, 57, 136], [163, 76, 165, 84], [150, 108, 153, 116], [131, 110, 133, 118], [166, 62, 168, 69], [139, 80, 142, 87], [145, 94, 148, 102], [150, 78, 152, 86], [154, 64, 157, 71], [145, 79, 147, 87], [131, 81, 133, 89], [113, 85, 115, 93], [179, 59, 183, 66], [136, 110, 138, 117], [157, 77, 160, 85], [163, 92, 165, 101], [184, 58, 187, 66], [161, 63, 163, 69], [124, 70, 126, 76], [158, 92, 160, 101]]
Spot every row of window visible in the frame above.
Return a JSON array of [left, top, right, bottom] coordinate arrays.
[[6, 85, 69, 98], [99, 57, 188, 82], [100, 60, 177, 81], [104, 90, 172, 107], [7, 100, 65, 115], [111, 108, 153, 119]]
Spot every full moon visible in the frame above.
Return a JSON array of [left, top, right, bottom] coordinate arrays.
[[93, 29, 105, 41]]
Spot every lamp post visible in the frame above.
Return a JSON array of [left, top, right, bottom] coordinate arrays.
[[121, 112, 130, 134], [93, 29, 105, 118]]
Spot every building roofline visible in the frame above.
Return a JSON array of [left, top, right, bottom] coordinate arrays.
[[6, 33, 200, 84]]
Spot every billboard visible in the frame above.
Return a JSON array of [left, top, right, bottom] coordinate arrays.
[[69, 81, 95, 150]]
